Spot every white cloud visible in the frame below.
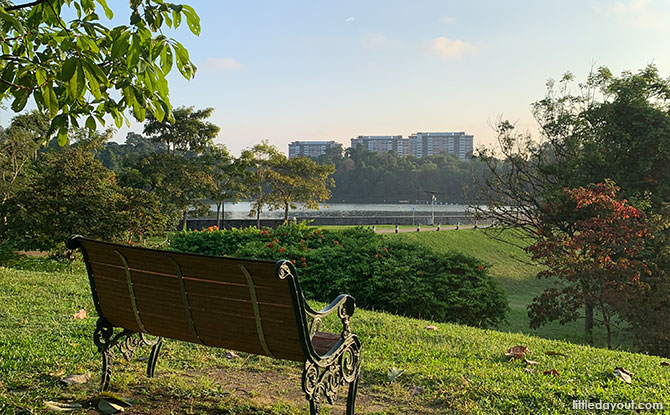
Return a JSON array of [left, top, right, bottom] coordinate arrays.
[[428, 37, 471, 60], [363, 33, 390, 48], [610, 0, 670, 32], [344, 16, 355, 23], [202, 58, 243, 73]]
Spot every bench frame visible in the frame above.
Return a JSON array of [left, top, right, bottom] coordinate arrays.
[[67, 235, 361, 415]]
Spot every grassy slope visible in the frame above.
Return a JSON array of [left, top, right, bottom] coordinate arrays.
[[392, 229, 627, 349], [2, 263, 669, 414]]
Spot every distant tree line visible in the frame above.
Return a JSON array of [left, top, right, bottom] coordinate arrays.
[[317, 145, 488, 204]]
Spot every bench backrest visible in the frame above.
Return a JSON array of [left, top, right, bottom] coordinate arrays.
[[72, 237, 310, 362]]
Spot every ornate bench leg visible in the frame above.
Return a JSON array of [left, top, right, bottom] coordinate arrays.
[[94, 318, 116, 391], [146, 337, 163, 378], [101, 348, 114, 391], [346, 372, 360, 415], [302, 338, 361, 415]]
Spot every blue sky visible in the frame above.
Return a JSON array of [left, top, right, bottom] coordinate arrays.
[[3, 0, 670, 155]]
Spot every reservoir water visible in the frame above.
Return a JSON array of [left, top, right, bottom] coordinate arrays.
[[208, 202, 471, 219]]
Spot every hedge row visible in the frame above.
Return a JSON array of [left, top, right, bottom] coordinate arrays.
[[169, 225, 508, 328]]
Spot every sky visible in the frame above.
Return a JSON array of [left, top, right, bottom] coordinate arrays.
[[2, 0, 670, 156]]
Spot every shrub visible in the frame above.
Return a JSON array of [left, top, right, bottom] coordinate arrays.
[[170, 225, 508, 328]]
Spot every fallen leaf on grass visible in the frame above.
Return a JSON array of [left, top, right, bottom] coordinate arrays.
[[505, 346, 531, 359], [49, 370, 65, 377], [387, 367, 404, 382], [225, 351, 239, 359], [410, 385, 425, 395], [101, 392, 135, 407], [60, 374, 89, 385], [424, 325, 438, 330], [524, 368, 536, 374], [524, 359, 539, 366], [44, 401, 82, 412], [613, 367, 632, 384], [98, 399, 124, 414], [661, 362, 670, 367], [73, 309, 87, 320], [544, 351, 568, 357], [543, 369, 560, 376]]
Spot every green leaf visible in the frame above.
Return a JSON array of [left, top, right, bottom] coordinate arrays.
[[160, 45, 173, 76], [42, 84, 59, 117], [11, 89, 30, 112], [111, 31, 130, 60], [150, 97, 165, 121], [172, 10, 181, 28], [60, 58, 77, 82], [182, 5, 200, 36], [95, 0, 114, 19], [132, 101, 146, 122], [35, 68, 48, 86], [85, 115, 96, 132], [57, 127, 68, 147], [0, 7, 25, 34]]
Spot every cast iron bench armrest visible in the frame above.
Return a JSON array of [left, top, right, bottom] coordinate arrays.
[[304, 294, 355, 339]]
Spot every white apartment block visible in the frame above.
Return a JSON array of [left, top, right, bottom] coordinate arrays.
[[350, 132, 473, 159], [288, 141, 342, 159]]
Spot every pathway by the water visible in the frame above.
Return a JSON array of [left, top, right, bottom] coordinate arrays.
[[375, 224, 477, 234]]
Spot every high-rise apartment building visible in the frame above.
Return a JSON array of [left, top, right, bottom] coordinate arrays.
[[350, 135, 407, 155], [408, 132, 474, 159], [288, 141, 342, 159], [351, 132, 473, 159]]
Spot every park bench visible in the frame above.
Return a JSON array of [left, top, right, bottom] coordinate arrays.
[[66, 235, 362, 415]]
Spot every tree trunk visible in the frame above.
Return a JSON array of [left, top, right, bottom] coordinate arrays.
[[221, 202, 225, 229], [584, 302, 594, 346], [284, 201, 289, 225], [216, 201, 222, 229], [256, 197, 261, 229], [182, 209, 188, 231]]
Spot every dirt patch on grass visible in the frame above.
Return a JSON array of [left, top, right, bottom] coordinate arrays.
[[112, 365, 443, 414]]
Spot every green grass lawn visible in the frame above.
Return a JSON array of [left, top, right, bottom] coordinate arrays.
[[2, 260, 669, 414]]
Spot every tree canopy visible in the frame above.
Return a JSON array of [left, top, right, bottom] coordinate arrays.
[[0, 0, 200, 145]]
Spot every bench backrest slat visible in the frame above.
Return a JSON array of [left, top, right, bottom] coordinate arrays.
[[79, 239, 307, 362]]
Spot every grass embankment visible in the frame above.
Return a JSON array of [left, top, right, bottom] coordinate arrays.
[[2, 260, 668, 414], [392, 229, 628, 348]]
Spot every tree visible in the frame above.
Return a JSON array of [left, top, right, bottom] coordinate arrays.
[[143, 106, 220, 153], [120, 151, 213, 230], [2, 141, 126, 256], [474, 65, 670, 345], [247, 141, 282, 228], [0, 0, 200, 144], [202, 144, 252, 229], [0, 110, 49, 219], [118, 186, 170, 243], [527, 182, 652, 348], [267, 155, 335, 224], [475, 65, 670, 237]]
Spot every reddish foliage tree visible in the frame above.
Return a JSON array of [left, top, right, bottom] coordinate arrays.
[[527, 181, 652, 348]]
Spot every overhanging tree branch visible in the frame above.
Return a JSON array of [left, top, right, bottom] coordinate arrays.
[[5, 0, 51, 11]]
